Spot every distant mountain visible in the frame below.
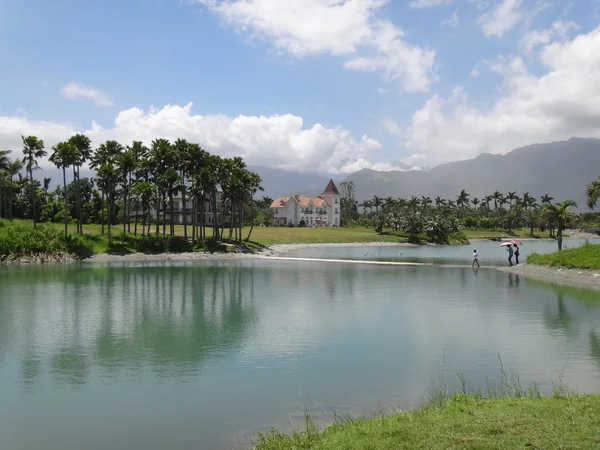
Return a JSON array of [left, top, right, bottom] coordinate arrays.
[[247, 165, 342, 199], [343, 138, 600, 210]]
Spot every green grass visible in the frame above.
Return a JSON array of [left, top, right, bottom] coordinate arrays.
[[527, 242, 600, 270], [0, 220, 239, 260], [255, 394, 600, 450], [464, 228, 557, 239]]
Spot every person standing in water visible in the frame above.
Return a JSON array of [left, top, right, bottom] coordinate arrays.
[[513, 244, 520, 265], [472, 249, 480, 268], [507, 245, 514, 266]]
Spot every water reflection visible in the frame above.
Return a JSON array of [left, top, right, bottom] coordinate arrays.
[[544, 292, 574, 334], [0, 263, 258, 388]]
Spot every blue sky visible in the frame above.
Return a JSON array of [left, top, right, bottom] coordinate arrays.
[[1, 0, 599, 173]]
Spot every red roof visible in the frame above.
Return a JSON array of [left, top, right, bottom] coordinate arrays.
[[321, 179, 339, 195], [270, 195, 326, 208]]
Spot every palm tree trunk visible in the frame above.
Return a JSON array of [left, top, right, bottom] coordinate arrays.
[[74, 166, 81, 234], [182, 172, 187, 240], [101, 191, 105, 235], [212, 193, 219, 239], [9, 175, 14, 221], [191, 197, 196, 241], [127, 172, 132, 233], [200, 195, 205, 240], [123, 187, 128, 237], [63, 166, 68, 240], [134, 197, 139, 236], [29, 168, 37, 227], [107, 195, 112, 244], [246, 203, 256, 242], [558, 227, 563, 251], [162, 194, 167, 236], [155, 194, 160, 236], [169, 193, 175, 237]]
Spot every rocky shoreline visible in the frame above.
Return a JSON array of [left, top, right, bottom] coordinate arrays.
[[498, 264, 600, 291]]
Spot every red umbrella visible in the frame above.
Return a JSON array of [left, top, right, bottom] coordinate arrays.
[[499, 242, 512, 247], [510, 240, 523, 245]]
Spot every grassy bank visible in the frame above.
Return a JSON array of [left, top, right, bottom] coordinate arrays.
[[527, 242, 600, 270], [0, 220, 242, 261], [256, 394, 600, 450]]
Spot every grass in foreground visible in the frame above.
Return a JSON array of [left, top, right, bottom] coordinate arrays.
[[256, 394, 600, 450], [527, 242, 600, 270]]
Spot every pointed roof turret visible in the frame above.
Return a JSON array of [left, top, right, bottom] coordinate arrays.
[[321, 179, 340, 195]]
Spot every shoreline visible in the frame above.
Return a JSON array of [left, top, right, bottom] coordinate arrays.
[[498, 264, 600, 291]]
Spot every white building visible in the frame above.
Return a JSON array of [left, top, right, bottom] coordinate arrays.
[[271, 180, 342, 226]]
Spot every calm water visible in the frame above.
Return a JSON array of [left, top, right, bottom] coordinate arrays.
[[1, 251, 600, 449], [284, 238, 593, 265]]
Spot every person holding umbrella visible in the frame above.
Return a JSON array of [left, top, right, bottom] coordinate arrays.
[[513, 244, 520, 265], [500, 241, 522, 266]]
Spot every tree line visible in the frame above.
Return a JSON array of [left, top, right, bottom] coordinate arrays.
[[352, 185, 600, 250], [0, 135, 263, 244]]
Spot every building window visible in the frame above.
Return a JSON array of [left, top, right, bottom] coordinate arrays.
[[335, 198, 339, 204], [335, 209, 338, 214], [335, 217, 338, 225]]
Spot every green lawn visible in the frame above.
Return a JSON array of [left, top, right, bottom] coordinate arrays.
[[463, 228, 556, 239], [256, 394, 600, 450], [527, 242, 600, 270]]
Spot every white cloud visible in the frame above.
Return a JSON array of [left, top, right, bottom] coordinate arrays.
[[60, 82, 114, 107], [478, 0, 523, 37], [376, 87, 389, 94], [0, 103, 384, 175], [409, 0, 450, 8], [402, 26, 600, 165], [520, 21, 580, 53], [197, 0, 436, 92], [442, 9, 460, 27]]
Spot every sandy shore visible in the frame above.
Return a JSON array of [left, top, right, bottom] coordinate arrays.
[[498, 264, 600, 291]]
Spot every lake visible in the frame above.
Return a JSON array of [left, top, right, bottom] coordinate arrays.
[[1, 242, 600, 449]]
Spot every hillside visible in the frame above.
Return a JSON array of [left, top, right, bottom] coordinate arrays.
[[343, 137, 600, 208]]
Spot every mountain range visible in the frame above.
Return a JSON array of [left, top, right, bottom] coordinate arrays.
[[339, 138, 600, 210]]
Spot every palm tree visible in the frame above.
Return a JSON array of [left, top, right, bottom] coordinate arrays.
[[95, 163, 121, 243], [148, 138, 172, 236], [91, 141, 124, 235], [21, 135, 46, 227], [245, 171, 264, 242], [5, 159, 23, 220], [491, 191, 503, 210], [434, 196, 445, 208], [69, 134, 93, 234], [372, 195, 382, 213], [128, 141, 149, 235], [525, 208, 539, 236], [118, 147, 136, 236], [421, 196, 432, 209], [506, 191, 517, 209], [542, 200, 577, 250], [0, 150, 11, 219], [540, 193, 554, 205], [173, 139, 191, 239], [483, 195, 493, 210], [586, 176, 600, 210], [49, 141, 78, 239], [43, 177, 52, 200], [456, 189, 470, 208], [471, 197, 480, 210]]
